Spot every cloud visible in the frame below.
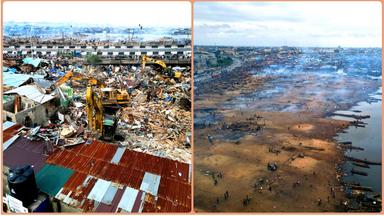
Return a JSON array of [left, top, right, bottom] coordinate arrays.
[[3, 1, 191, 28], [194, 2, 382, 47], [195, 2, 303, 23]]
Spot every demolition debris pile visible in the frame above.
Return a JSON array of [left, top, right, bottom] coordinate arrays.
[[3, 54, 191, 163]]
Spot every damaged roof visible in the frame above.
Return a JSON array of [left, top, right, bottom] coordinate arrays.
[[46, 140, 191, 212], [22, 57, 43, 67], [20, 77, 53, 89], [4, 85, 56, 104], [3, 136, 48, 173], [3, 121, 17, 131], [3, 72, 44, 87]]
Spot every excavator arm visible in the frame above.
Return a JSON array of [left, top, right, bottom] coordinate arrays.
[[86, 86, 104, 135], [141, 55, 182, 78], [50, 70, 105, 91], [141, 55, 167, 70]]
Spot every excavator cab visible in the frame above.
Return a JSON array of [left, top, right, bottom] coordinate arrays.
[[51, 70, 130, 142], [102, 114, 117, 141]]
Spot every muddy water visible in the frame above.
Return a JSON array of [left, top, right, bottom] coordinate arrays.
[[332, 88, 382, 194]]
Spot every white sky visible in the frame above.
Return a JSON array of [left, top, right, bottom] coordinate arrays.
[[4, 1, 191, 28], [195, 2, 382, 47]]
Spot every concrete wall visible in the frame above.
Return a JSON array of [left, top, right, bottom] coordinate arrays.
[[3, 98, 58, 127]]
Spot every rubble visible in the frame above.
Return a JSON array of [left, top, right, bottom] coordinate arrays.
[[3, 50, 191, 163]]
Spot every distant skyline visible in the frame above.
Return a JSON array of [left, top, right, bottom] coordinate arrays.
[[3, 2, 191, 28], [195, 2, 382, 47]]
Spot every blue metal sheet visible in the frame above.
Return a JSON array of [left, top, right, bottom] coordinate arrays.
[[139, 172, 161, 196], [87, 179, 111, 203], [3, 135, 20, 151], [110, 148, 125, 164], [101, 184, 118, 205], [3, 121, 16, 131], [117, 187, 139, 212]]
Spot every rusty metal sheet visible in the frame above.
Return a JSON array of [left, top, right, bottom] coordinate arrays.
[[45, 140, 191, 212], [96, 186, 124, 212], [131, 190, 145, 212], [128, 169, 145, 189], [162, 159, 190, 183], [157, 177, 191, 209], [118, 150, 139, 168], [62, 172, 87, 192], [3, 121, 17, 131], [156, 197, 190, 212], [2, 123, 22, 142], [56, 173, 98, 208]]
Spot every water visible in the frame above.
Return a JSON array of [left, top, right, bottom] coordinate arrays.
[[220, 48, 381, 112], [332, 87, 382, 194]]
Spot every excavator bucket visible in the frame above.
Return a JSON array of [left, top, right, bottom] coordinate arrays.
[[174, 71, 182, 78]]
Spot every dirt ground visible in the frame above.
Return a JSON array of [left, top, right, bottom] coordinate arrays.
[[193, 74, 363, 212], [194, 109, 350, 212]]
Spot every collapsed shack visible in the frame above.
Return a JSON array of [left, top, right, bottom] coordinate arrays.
[[3, 84, 58, 127]]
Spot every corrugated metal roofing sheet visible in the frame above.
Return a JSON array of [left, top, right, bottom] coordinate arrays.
[[3, 134, 20, 151], [96, 187, 124, 212], [36, 164, 74, 196], [45, 140, 191, 212], [3, 121, 16, 131], [131, 190, 145, 213], [140, 172, 161, 196], [3, 137, 48, 172], [101, 184, 118, 205], [3, 72, 44, 87], [117, 187, 139, 212], [87, 179, 111, 203], [155, 197, 190, 212], [56, 173, 97, 208], [20, 77, 53, 89], [141, 193, 157, 212], [157, 177, 191, 210], [2, 123, 22, 143], [4, 85, 56, 104], [110, 147, 125, 164]]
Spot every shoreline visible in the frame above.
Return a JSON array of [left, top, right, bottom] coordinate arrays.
[[194, 69, 381, 212]]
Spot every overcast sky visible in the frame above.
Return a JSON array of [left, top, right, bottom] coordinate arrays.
[[195, 2, 382, 47], [4, 1, 191, 28]]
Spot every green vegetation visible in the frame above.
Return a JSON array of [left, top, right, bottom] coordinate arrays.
[[85, 54, 101, 65], [57, 51, 73, 58]]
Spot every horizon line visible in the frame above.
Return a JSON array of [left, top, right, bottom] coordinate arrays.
[[194, 45, 382, 49]]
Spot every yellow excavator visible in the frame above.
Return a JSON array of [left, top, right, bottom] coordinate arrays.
[[141, 55, 182, 79], [49, 70, 130, 141]]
